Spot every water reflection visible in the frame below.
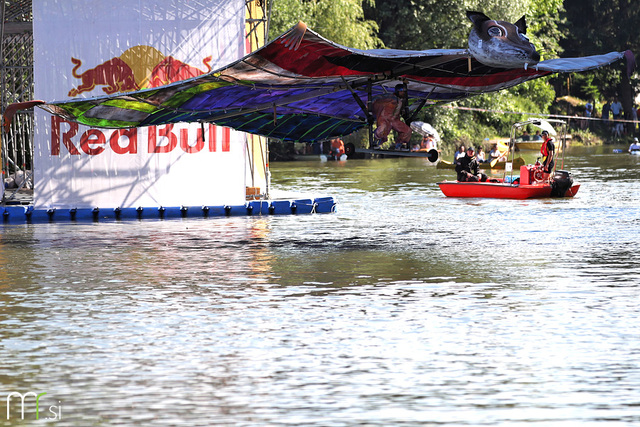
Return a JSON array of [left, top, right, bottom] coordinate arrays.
[[1, 147, 640, 425]]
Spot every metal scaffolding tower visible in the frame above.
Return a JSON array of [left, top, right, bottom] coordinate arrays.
[[1, 0, 33, 201]]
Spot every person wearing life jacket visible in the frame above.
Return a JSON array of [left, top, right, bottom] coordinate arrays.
[[540, 130, 555, 180]]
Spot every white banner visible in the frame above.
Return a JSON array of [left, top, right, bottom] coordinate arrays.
[[32, 0, 246, 209]]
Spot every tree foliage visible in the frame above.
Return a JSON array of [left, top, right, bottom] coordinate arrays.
[[559, 0, 639, 116], [269, 0, 383, 49], [364, 0, 530, 50]]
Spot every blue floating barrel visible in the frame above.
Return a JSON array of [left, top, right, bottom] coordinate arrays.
[[26, 206, 41, 221], [314, 197, 336, 213], [204, 206, 228, 216], [227, 205, 250, 216], [292, 199, 314, 214], [159, 206, 183, 219], [117, 207, 140, 220], [71, 208, 97, 221], [269, 200, 292, 215], [247, 201, 270, 215], [1, 206, 28, 223]]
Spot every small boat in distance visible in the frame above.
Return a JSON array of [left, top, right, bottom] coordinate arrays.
[[513, 118, 558, 151]]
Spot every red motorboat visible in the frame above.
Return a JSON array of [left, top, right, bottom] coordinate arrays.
[[438, 166, 580, 199], [438, 118, 580, 199]]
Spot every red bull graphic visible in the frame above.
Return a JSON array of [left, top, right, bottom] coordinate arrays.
[[67, 45, 212, 97], [30, 0, 249, 210], [68, 57, 138, 96], [148, 55, 212, 88], [50, 116, 231, 156]]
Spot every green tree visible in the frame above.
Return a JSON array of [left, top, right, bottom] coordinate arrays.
[[364, 0, 531, 50], [527, 0, 565, 59], [269, 0, 383, 49], [560, 0, 639, 116]]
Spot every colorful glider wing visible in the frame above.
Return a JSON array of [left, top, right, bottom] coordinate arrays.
[[5, 22, 632, 142]]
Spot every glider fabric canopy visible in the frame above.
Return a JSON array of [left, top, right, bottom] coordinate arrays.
[[21, 22, 632, 142]]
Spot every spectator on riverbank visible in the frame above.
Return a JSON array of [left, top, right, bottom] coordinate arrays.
[[602, 100, 611, 131], [582, 100, 593, 130], [611, 96, 624, 137]]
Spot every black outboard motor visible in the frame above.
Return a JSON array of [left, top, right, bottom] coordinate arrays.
[[426, 148, 439, 163], [551, 170, 573, 197]]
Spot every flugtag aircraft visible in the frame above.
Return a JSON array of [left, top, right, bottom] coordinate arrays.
[[3, 12, 634, 144]]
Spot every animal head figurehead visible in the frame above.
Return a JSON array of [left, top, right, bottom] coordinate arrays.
[[466, 11, 540, 69]]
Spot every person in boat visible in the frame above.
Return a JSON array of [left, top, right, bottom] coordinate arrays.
[[476, 146, 486, 163], [454, 144, 466, 163], [455, 146, 488, 182], [533, 130, 542, 141], [629, 137, 640, 153], [489, 144, 502, 162], [521, 130, 531, 141], [371, 84, 412, 149], [540, 130, 555, 180], [421, 134, 437, 151]]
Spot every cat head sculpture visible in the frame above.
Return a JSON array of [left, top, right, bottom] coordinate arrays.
[[467, 11, 540, 69]]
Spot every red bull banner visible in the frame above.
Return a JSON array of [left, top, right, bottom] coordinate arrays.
[[32, 0, 246, 209]]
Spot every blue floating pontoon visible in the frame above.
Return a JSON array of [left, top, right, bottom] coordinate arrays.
[[0, 197, 335, 224]]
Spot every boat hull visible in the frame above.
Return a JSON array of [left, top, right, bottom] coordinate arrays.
[[438, 181, 580, 199], [515, 141, 542, 150]]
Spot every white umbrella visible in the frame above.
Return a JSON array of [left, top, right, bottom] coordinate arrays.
[[410, 121, 441, 142], [530, 118, 557, 135]]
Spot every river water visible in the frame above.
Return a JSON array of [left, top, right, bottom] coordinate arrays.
[[1, 145, 639, 426]]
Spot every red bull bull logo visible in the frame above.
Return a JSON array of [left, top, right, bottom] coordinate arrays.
[[148, 55, 212, 88], [67, 45, 212, 97], [68, 57, 138, 96]]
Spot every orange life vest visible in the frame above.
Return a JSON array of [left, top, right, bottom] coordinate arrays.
[[540, 138, 553, 157]]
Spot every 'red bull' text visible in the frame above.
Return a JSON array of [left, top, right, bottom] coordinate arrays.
[[51, 116, 230, 156]]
